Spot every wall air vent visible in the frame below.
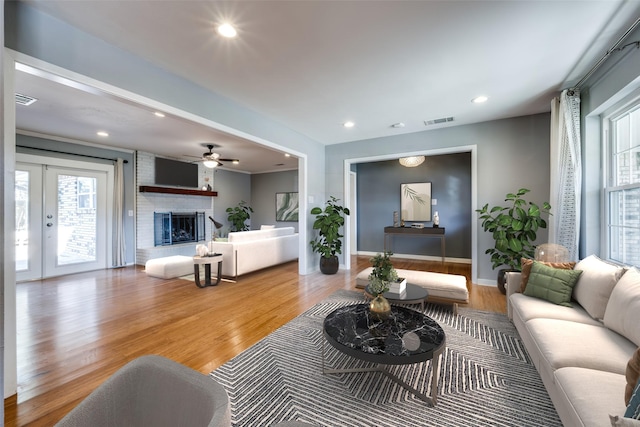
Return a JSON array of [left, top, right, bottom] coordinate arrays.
[[424, 116, 454, 126], [15, 93, 38, 106]]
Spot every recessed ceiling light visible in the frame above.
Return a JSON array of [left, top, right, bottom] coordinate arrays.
[[154, 111, 165, 118], [284, 153, 291, 157], [472, 96, 489, 104], [217, 23, 237, 38], [343, 121, 355, 128], [97, 131, 109, 137]]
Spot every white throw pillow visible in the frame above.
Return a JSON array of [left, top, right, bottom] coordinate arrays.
[[573, 255, 626, 320], [260, 225, 275, 230], [603, 268, 640, 347]]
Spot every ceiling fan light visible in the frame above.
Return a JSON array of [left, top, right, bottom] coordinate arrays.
[[399, 156, 425, 167], [203, 160, 218, 168]]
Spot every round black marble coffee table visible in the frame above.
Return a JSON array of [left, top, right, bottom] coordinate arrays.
[[322, 304, 446, 405]]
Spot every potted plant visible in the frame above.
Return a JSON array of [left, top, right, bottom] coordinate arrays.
[[226, 200, 253, 232], [367, 251, 399, 295], [367, 251, 399, 320], [310, 196, 350, 274], [476, 188, 551, 293]]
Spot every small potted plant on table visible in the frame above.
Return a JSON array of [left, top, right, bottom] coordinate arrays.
[[367, 251, 400, 320]]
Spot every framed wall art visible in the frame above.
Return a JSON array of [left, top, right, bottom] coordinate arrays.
[[400, 182, 432, 221], [276, 192, 299, 222]]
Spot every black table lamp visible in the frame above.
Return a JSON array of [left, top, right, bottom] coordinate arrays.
[[209, 216, 223, 240]]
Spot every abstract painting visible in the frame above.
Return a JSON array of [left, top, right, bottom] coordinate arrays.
[[276, 192, 299, 222]]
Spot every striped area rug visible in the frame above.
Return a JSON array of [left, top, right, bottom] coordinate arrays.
[[210, 289, 561, 427]]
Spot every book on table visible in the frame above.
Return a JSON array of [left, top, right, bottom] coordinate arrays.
[[388, 277, 407, 294]]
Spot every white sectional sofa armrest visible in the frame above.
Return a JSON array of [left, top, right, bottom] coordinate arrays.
[[505, 271, 522, 319]]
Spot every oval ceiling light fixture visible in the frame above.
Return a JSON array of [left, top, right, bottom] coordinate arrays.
[[399, 156, 425, 167], [97, 131, 109, 137], [472, 95, 489, 104], [343, 121, 355, 128], [217, 23, 237, 38], [154, 111, 165, 118]]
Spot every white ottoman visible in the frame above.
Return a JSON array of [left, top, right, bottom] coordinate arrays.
[[145, 255, 193, 279], [356, 267, 469, 313]]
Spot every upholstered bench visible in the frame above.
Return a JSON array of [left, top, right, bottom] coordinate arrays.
[[145, 255, 193, 279], [356, 267, 469, 314]]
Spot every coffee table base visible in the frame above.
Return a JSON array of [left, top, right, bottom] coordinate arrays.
[[321, 339, 443, 406]]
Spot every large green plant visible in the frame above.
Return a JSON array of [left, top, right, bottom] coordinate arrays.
[[310, 196, 350, 258], [226, 200, 254, 232], [476, 188, 551, 271]]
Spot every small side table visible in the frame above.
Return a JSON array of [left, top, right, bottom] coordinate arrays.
[[193, 254, 223, 288], [364, 283, 429, 312]]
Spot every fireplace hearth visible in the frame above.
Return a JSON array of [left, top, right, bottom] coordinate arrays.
[[154, 212, 206, 246]]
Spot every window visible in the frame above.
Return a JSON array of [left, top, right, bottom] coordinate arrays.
[[77, 177, 97, 210], [605, 101, 640, 267]]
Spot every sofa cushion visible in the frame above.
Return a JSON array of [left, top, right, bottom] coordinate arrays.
[[628, 349, 640, 406], [509, 293, 602, 326], [553, 367, 627, 427], [523, 261, 582, 307], [573, 255, 626, 321], [604, 268, 640, 347], [527, 318, 636, 375], [520, 257, 576, 292]]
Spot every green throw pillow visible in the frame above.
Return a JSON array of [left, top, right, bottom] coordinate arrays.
[[523, 261, 583, 307]]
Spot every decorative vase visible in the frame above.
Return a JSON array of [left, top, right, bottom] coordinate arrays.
[[369, 294, 391, 320], [319, 255, 339, 274]]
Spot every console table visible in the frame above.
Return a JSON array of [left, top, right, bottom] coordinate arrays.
[[383, 226, 445, 263]]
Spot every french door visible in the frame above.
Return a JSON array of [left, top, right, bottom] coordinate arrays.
[[16, 156, 112, 281]]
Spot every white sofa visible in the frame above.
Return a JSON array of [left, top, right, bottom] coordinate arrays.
[[207, 227, 298, 279], [506, 255, 640, 427]]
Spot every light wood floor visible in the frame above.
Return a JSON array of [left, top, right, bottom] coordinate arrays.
[[4, 256, 505, 426]]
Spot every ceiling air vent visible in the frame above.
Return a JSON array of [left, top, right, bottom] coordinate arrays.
[[424, 116, 454, 126], [15, 93, 38, 106]]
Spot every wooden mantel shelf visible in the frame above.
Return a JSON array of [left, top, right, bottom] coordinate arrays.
[[139, 185, 218, 197]]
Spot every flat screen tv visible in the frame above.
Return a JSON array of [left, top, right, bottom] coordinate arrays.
[[154, 157, 198, 188]]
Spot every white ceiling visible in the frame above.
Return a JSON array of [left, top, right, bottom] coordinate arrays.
[[14, 1, 640, 172]]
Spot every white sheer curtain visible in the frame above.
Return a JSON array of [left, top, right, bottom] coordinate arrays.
[[549, 89, 582, 261], [113, 158, 126, 267]]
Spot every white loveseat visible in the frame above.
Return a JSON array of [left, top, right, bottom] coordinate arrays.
[[506, 255, 640, 427], [207, 227, 298, 279]]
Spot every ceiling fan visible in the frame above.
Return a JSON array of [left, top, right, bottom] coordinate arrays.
[[200, 144, 240, 168]]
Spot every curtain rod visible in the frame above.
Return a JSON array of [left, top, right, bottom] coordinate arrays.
[[571, 17, 640, 90], [17, 145, 129, 164]]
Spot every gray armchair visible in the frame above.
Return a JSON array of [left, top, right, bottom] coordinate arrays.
[[55, 355, 231, 427]]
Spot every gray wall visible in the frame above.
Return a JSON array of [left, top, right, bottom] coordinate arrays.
[[356, 152, 471, 259], [212, 169, 251, 236], [16, 134, 136, 265], [327, 113, 552, 283], [251, 170, 299, 231]]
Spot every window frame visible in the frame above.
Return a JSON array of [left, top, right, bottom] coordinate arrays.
[[603, 93, 640, 267]]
